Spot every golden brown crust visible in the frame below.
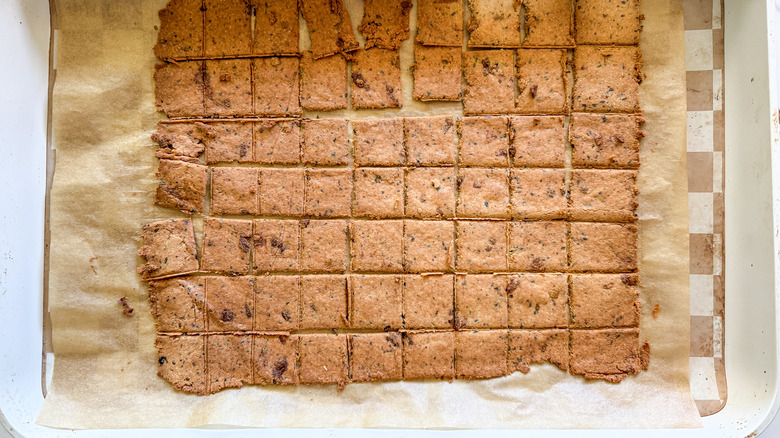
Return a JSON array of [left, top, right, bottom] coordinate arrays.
[[154, 159, 208, 214], [403, 331, 455, 379], [360, 0, 413, 50], [349, 275, 403, 329], [416, 0, 463, 47], [405, 167, 457, 219], [456, 168, 511, 218], [522, 0, 575, 47], [300, 220, 348, 272], [574, 0, 642, 45], [353, 168, 405, 218], [200, 217, 253, 274], [210, 167, 260, 215], [467, 0, 521, 48], [154, 0, 204, 60], [204, 0, 252, 58], [298, 0, 359, 59], [509, 168, 568, 219], [515, 49, 568, 114], [455, 330, 508, 379], [300, 52, 348, 111], [351, 49, 403, 109], [253, 335, 300, 385], [572, 46, 642, 113], [138, 219, 199, 281], [254, 119, 301, 165], [252, 0, 299, 56], [569, 113, 643, 169], [156, 334, 207, 394], [304, 169, 353, 217], [463, 50, 516, 114], [413, 46, 463, 102]]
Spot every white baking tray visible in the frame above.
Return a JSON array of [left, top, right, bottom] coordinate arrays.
[[1, 0, 779, 436]]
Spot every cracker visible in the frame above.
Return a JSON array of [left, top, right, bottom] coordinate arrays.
[[508, 329, 569, 373], [463, 50, 515, 114], [205, 276, 255, 331], [572, 46, 641, 113], [148, 276, 206, 332], [300, 276, 349, 329], [154, 61, 205, 118], [259, 168, 305, 216], [353, 118, 405, 166], [455, 330, 508, 379], [155, 335, 206, 394], [405, 167, 457, 219], [210, 167, 260, 215], [570, 274, 640, 328], [455, 221, 508, 272], [253, 220, 300, 272], [300, 52, 349, 111], [574, 0, 642, 45], [360, 0, 413, 49], [403, 275, 455, 329], [137, 218, 199, 280], [508, 221, 568, 271], [300, 220, 348, 272], [304, 169, 353, 217], [569, 170, 639, 222], [302, 118, 350, 166], [349, 274, 403, 330], [508, 116, 566, 168], [207, 334, 253, 393], [569, 222, 638, 272], [467, 0, 521, 47], [350, 220, 404, 272], [458, 116, 511, 167], [349, 332, 403, 382], [299, 334, 349, 385], [202, 122, 253, 164], [455, 274, 509, 329], [203, 0, 252, 57], [204, 59, 253, 116], [569, 113, 642, 169], [253, 119, 301, 165], [201, 217, 253, 274], [253, 335, 300, 385], [404, 116, 457, 166], [403, 331, 455, 380], [253, 57, 301, 116], [154, 159, 208, 214], [413, 46, 462, 101], [154, 0, 204, 60], [416, 0, 463, 47], [152, 123, 206, 163], [254, 275, 301, 330], [351, 49, 403, 109], [506, 273, 568, 329], [456, 168, 511, 218], [353, 167, 405, 218], [252, 0, 299, 56], [515, 49, 568, 114], [298, 0, 359, 59], [522, 0, 575, 47], [570, 328, 649, 382], [403, 220, 454, 272], [509, 168, 567, 219]]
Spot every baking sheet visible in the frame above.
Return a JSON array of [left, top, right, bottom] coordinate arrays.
[[37, 0, 701, 429]]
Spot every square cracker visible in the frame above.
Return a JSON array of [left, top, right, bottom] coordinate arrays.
[[253, 335, 300, 385], [349, 274, 403, 330], [152, 122, 206, 163], [509, 168, 567, 219], [403, 331, 455, 380], [569, 222, 638, 272], [360, 0, 413, 49], [515, 49, 568, 114], [404, 116, 457, 166], [299, 334, 349, 385], [253, 120, 300, 165], [508, 329, 569, 373], [302, 118, 350, 166], [522, 0, 574, 47], [205, 276, 254, 331], [201, 217, 253, 274], [456, 168, 511, 218], [403, 220, 454, 272], [204, 59, 253, 117], [509, 116, 566, 168], [154, 61, 205, 118], [207, 334, 253, 393], [569, 170, 639, 222], [259, 168, 305, 216], [351, 49, 403, 109], [405, 167, 457, 219], [508, 221, 568, 271], [202, 122, 253, 164], [569, 113, 642, 169], [467, 0, 521, 47], [252, 0, 299, 56], [570, 273, 640, 328], [300, 220, 348, 272], [154, 159, 208, 214], [455, 330, 508, 379], [506, 273, 568, 329], [353, 118, 406, 166], [455, 220, 507, 272], [403, 275, 454, 329], [154, 0, 204, 60], [299, 0, 359, 59], [137, 219, 199, 280], [349, 333, 403, 382], [304, 169, 353, 218], [350, 220, 404, 272], [455, 274, 509, 329], [254, 275, 301, 330], [204, 0, 252, 58], [149, 276, 206, 332], [575, 0, 642, 45], [253, 57, 301, 116], [300, 52, 349, 111], [458, 116, 510, 167], [572, 46, 641, 113], [253, 220, 300, 272], [570, 328, 649, 382], [353, 167, 405, 218], [300, 276, 349, 329], [416, 0, 463, 47], [463, 50, 515, 114], [413, 46, 462, 101], [155, 335, 206, 394], [211, 167, 259, 215]]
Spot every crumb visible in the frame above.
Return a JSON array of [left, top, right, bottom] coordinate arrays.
[[652, 304, 661, 318], [119, 297, 134, 317]]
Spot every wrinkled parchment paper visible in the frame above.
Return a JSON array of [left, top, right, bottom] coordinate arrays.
[[38, 0, 701, 429]]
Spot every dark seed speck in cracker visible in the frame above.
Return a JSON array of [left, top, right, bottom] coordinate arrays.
[[154, 61, 205, 118], [572, 46, 641, 113], [574, 0, 642, 45], [458, 116, 510, 167], [202, 122, 253, 164], [302, 118, 350, 166], [403, 220, 454, 272], [154, 159, 208, 214], [253, 334, 300, 385], [252, 0, 299, 56], [154, 0, 204, 60], [413, 46, 463, 102], [467, 0, 521, 48], [522, 0, 574, 47], [203, 0, 252, 58], [508, 221, 568, 271], [298, 0, 359, 59], [404, 116, 457, 166], [253, 57, 301, 116], [515, 49, 568, 114], [463, 50, 515, 114], [304, 169, 353, 218], [405, 167, 457, 219], [300, 52, 349, 111], [509, 116, 566, 168], [353, 118, 406, 166], [569, 113, 643, 169], [570, 328, 649, 382], [360, 0, 413, 50], [204, 59, 252, 117], [569, 169, 639, 222], [456, 168, 511, 218], [569, 273, 640, 328], [351, 48, 403, 109], [416, 0, 463, 47], [569, 222, 638, 272], [253, 119, 301, 165]]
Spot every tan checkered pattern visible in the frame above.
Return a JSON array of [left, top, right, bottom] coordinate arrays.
[[683, 0, 727, 416]]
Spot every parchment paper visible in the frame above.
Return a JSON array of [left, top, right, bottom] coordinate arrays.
[[38, 0, 701, 429]]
